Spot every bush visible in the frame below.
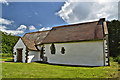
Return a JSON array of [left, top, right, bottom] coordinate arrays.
[[114, 55, 120, 64], [1, 53, 13, 57], [1, 31, 19, 54], [109, 57, 114, 62]]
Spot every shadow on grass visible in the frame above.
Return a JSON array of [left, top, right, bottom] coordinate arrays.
[[5, 60, 14, 62], [35, 61, 102, 68], [4, 59, 14, 62]]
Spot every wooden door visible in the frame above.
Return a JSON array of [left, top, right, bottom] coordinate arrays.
[[17, 48, 23, 62]]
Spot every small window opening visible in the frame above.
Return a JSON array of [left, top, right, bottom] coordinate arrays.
[[61, 47, 65, 54], [50, 43, 56, 54]]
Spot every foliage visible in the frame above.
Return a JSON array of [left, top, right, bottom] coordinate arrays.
[[107, 20, 120, 57], [0, 57, 13, 61], [113, 55, 120, 64], [1, 53, 13, 57], [1, 31, 19, 54]]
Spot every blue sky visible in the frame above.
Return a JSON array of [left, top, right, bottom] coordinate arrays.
[[1, 2, 67, 36], [0, 0, 118, 36]]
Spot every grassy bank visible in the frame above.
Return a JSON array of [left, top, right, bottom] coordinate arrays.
[[0, 53, 13, 61], [2, 57, 119, 78]]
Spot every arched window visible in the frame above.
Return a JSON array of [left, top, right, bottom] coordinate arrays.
[[40, 46, 45, 59], [50, 43, 56, 54], [14, 52, 16, 55], [61, 47, 65, 54]]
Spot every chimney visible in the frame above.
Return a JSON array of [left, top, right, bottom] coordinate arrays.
[[100, 18, 105, 21], [98, 18, 105, 25]]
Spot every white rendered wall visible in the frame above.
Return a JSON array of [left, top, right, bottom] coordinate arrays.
[[44, 41, 105, 66], [13, 38, 26, 63], [27, 51, 40, 63]]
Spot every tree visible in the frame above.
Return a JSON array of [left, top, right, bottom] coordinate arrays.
[[107, 20, 120, 57], [1, 31, 19, 54]]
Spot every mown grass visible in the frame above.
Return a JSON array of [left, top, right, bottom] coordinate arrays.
[[2, 57, 119, 78]]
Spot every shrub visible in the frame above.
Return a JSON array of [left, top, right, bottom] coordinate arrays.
[[114, 55, 120, 64], [109, 57, 114, 62], [117, 56, 120, 64], [1, 53, 13, 57]]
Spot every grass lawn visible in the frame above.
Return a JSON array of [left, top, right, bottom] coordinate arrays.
[[1, 57, 119, 78]]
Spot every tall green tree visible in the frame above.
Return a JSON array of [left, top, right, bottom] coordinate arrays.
[[107, 20, 120, 57], [1, 31, 19, 54]]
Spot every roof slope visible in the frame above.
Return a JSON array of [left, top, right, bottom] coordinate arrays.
[[42, 21, 104, 44], [21, 30, 50, 50], [21, 37, 37, 51]]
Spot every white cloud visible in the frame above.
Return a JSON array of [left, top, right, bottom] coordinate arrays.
[[0, 18, 27, 35], [0, 18, 14, 25], [38, 24, 42, 26], [3, 30, 24, 35], [39, 27, 51, 31], [0, 18, 25, 35], [17, 25, 27, 31], [57, 0, 118, 24], [0, 0, 9, 5], [29, 25, 36, 30], [0, 25, 24, 35], [0, 25, 7, 30]]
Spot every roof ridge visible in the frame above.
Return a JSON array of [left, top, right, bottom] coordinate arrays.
[[21, 37, 34, 41], [25, 30, 50, 34], [23, 30, 50, 37], [36, 30, 51, 45], [53, 21, 98, 29], [23, 20, 98, 36]]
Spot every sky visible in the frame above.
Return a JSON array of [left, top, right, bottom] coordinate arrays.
[[0, 0, 119, 36]]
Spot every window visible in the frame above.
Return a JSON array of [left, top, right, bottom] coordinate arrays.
[[50, 43, 56, 54], [61, 47, 65, 54], [40, 47, 45, 59], [14, 52, 16, 55]]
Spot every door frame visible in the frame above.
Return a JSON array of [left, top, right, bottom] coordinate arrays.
[[17, 48, 23, 62]]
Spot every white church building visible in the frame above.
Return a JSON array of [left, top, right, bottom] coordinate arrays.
[[13, 18, 109, 66]]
